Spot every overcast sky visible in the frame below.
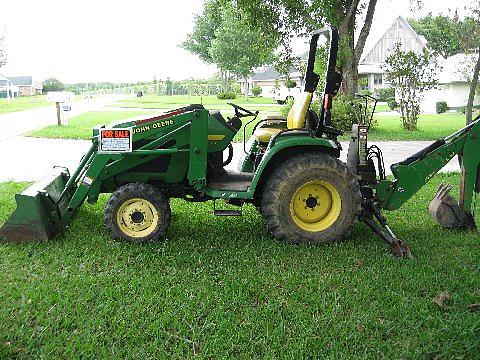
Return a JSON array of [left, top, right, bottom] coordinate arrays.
[[0, 0, 473, 83]]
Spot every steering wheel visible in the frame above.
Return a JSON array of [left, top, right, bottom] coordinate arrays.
[[227, 102, 258, 118]]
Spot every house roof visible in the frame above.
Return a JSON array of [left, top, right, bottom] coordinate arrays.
[[252, 66, 302, 81], [8, 76, 33, 86], [360, 16, 428, 65], [437, 52, 479, 84]]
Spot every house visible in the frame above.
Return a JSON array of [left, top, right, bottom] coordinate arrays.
[[10, 76, 43, 96], [239, 63, 304, 102], [422, 52, 480, 112], [0, 74, 18, 98], [358, 16, 428, 92]]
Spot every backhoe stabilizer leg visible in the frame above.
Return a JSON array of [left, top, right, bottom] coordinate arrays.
[[361, 202, 412, 259]]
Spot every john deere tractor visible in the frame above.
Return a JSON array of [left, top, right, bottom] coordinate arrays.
[[2, 26, 479, 258]]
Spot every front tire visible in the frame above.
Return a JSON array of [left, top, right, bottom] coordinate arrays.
[[105, 183, 171, 242], [261, 153, 361, 244]]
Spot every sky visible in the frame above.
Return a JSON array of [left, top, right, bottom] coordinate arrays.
[[0, 0, 474, 84]]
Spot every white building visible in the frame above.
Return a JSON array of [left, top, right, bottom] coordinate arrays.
[[359, 16, 479, 113], [358, 16, 428, 92]]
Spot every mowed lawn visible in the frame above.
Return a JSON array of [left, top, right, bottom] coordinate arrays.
[[367, 113, 470, 141], [0, 96, 50, 115], [114, 95, 282, 112], [0, 173, 479, 358], [27, 111, 151, 140]]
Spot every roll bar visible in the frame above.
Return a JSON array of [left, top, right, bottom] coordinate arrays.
[[303, 25, 342, 134]]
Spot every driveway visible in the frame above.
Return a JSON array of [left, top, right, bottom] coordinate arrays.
[[0, 95, 126, 141], [0, 138, 459, 183]]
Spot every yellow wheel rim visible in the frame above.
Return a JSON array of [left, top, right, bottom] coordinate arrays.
[[289, 180, 341, 232], [116, 198, 158, 238]]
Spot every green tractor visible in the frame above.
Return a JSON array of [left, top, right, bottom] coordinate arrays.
[[2, 27, 479, 258]]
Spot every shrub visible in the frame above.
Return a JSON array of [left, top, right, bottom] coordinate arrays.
[[280, 94, 377, 132], [359, 89, 373, 96], [387, 97, 398, 110], [436, 101, 448, 114], [374, 87, 395, 101], [285, 79, 297, 89], [252, 85, 262, 97], [217, 92, 236, 100]]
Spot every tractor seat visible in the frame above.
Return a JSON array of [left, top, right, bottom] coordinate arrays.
[[253, 92, 313, 143]]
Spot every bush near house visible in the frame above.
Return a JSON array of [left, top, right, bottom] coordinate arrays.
[[252, 85, 262, 97], [217, 92, 237, 100], [387, 97, 398, 110], [436, 101, 448, 114], [281, 94, 377, 132], [374, 87, 395, 101]]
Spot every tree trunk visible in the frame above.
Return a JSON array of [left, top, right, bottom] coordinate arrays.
[[466, 47, 480, 125], [339, 0, 377, 96]]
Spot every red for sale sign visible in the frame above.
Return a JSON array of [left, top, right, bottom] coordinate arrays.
[[99, 128, 133, 153]]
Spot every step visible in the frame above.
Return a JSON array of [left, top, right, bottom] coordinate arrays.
[[213, 209, 242, 216]]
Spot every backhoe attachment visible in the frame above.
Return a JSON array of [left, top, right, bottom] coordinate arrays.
[[429, 182, 477, 231]]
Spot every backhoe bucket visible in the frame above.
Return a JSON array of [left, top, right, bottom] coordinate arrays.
[[428, 183, 468, 229], [0, 168, 73, 242]]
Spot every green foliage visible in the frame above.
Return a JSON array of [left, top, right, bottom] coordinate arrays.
[[280, 94, 377, 132], [387, 97, 398, 111], [384, 44, 438, 131], [409, 14, 464, 58], [374, 87, 395, 102], [217, 92, 236, 100], [285, 79, 297, 89], [180, 0, 223, 64], [42, 77, 65, 93], [436, 101, 448, 114], [183, 1, 276, 82], [409, 14, 480, 58], [209, 4, 275, 79], [252, 85, 262, 97]]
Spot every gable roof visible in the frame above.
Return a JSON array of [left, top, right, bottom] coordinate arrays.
[[8, 76, 33, 86], [361, 16, 428, 64]]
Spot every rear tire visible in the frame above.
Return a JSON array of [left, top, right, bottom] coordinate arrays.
[[105, 183, 171, 242], [261, 153, 361, 244]]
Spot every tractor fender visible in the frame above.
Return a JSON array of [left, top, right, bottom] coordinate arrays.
[[249, 137, 340, 200]]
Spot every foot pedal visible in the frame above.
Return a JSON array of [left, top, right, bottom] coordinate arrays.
[[213, 209, 242, 216]]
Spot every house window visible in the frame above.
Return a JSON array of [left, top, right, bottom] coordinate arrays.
[[373, 74, 383, 85]]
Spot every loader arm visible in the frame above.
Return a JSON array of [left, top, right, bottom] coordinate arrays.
[[375, 115, 480, 224]]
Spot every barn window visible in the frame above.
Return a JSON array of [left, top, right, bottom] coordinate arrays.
[[374, 74, 383, 85]]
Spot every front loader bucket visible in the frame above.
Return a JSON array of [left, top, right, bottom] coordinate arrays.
[[0, 168, 72, 242], [428, 183, 474, 229]]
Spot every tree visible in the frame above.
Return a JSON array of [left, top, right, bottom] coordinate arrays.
[[183, 1, 275, 96], [384, 44, 438, 131], [208, 5, 275, 96], [42, 78, 65, 93], [181, 0, 223, 64], [409, 14, 463, 58], [0, 30, 6, 69], [235, 0, 378, 95]]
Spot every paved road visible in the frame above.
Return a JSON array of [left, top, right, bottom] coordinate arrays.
[[0, 138, 459, 183], [0, 95, 126, 141]]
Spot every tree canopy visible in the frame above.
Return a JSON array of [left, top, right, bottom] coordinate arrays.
[[43, 78, 65, 93]]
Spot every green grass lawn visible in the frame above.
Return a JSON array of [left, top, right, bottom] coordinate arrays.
[[374, 104, 390, 112], [0, 173, 478, 357], [0, 96, 50, 115], [27, 111, 151, 140], [114, 95, 281, 112], [26, 107, 469, 143], [367, 113, 467, 141]]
